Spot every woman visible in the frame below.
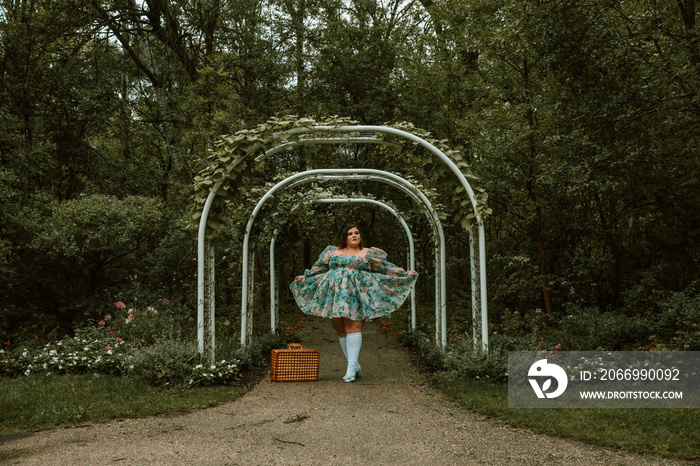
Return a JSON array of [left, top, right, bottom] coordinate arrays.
[[290, 224, 418, 382]]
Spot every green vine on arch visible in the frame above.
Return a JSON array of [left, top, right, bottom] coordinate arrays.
[[192, 115, 490, 235]]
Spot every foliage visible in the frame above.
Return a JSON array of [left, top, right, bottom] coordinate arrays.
[[0, 304, 240, 387], [657, 286, 700, 350], [16, 195, 163, 329], [192, 115, 489, 236]]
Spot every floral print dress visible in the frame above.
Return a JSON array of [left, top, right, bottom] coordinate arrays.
[[290, 246, 418, 321]]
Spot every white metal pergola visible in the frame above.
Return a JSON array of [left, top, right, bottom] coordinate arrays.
[[239, 169, 445, 348], [196, 125, 488, 360], [269, 197, 417, 334]]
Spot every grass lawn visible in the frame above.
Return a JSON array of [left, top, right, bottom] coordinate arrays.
[[0, 374, 245, 432], [440, 377, 700, 460]]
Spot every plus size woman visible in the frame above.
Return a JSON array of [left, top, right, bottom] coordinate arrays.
[[290, 224, 418, 382]]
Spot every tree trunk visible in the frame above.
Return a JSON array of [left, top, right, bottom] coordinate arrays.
[[524, 58, 553, 314], [594, 193, 621, 306]]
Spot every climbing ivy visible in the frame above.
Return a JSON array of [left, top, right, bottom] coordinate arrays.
[[192, 115, 490, 236]]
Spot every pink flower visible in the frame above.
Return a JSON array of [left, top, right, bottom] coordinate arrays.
[[115, 301, 126, 309], [116, 338, 122, 343], [140, 339, 145, 343], [161, 298, 170, 305], [127, 314, 134, 320], [555, 343, 561, 351], [513, 311, 519, 315], [98, 320, 106, 326], [539, 337, 544, 340], [105, 314, 112, 320], [109, 331, 114, 337], [454, 338, 458, 343], [34, 336, 38, 341]]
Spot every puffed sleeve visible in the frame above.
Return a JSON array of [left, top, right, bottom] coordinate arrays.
[[303, 245, 336, 277], [365, 247, 414, 277]]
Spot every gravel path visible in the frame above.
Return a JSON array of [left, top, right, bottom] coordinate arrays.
[[0, 318, 686, 465]]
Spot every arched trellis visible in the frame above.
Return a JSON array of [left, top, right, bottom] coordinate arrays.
[[196, 124, 489, 360], [268, 197, 416, 334], [238, 169, 446, 349]]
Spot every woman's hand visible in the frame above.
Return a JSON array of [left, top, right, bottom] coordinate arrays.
[[407, 270, 417, 276], [293, 275, 304, 283]]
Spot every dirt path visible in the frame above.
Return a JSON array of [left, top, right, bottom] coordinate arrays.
[[0, 318, 685, 465]]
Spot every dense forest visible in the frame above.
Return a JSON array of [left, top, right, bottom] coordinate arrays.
[[1, 0, 699, 349]]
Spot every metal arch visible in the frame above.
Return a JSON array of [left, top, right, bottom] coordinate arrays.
[[198, 125, 489, 360], [268, 197, 417, 334], [238, 169, 446, 349]]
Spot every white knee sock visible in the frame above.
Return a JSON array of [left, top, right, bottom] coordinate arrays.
[[339, 337, 348, 360], [344, 332, 362, 377]]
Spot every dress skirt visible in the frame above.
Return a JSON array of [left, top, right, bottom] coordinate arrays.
[[290, 246, 418, 321]]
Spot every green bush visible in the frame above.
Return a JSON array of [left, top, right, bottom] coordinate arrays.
[[1, 304, 240, 387], [98, 300, 194, 344], [659, 286, 700, 350], [441, 348, 508, 383], [558, 305, 648, 350], [128, 339, 239, 386], [4, 194, 165, 335]]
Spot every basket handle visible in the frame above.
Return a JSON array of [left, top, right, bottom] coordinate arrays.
[[287, 343, 303, 350]]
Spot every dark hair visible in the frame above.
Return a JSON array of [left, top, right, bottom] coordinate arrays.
[[338, 223, 364, 249]]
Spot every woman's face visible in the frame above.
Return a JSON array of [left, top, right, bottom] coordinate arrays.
[[346, 227, 361, 248]]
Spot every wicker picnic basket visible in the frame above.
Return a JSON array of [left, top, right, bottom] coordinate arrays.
[[270, 343, 320, 382]]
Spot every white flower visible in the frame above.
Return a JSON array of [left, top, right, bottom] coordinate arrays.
[[24, 369, 31, 376], [195, 364, 203, 369]]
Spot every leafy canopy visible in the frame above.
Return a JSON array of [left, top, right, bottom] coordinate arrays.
[[192, 115, 490, 236]]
